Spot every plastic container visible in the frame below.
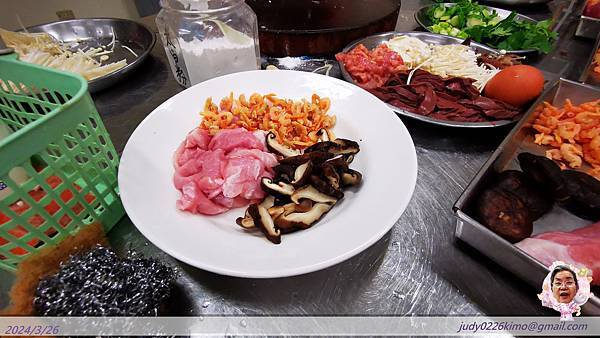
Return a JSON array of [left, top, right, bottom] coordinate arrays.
[[0, 122, 30, 200], [156, 0, 261, 87], [0, 52, 124, 272]]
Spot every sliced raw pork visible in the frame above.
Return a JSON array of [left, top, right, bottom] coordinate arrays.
[[515, 222, 600, 285], [173, 127, 276, 215]]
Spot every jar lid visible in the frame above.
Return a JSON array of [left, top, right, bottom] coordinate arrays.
[[160, 0, 243, 13]]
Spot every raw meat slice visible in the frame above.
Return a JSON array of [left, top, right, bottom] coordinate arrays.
[[227, 148, 278, 169], [197, 149, 226, 179], [208, 128, 265, 152], [222, 158, 264, 198], [177, 159, 200, 177], [213, 195, 252, 209], [176, 181, 228, 215], [516, 222, 600, 285], [186, 128, 210, 150], [173, 171, 190, 190], [173, 127, 277, 216], [177, 147, 206, 168], [239, 179, 267, 200], [194, 176, 224, 192]]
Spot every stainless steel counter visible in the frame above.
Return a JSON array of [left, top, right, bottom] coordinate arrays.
[[0, 0, 594, 317]]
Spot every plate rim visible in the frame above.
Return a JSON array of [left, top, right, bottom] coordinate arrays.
[[118, 69, 418, 278]]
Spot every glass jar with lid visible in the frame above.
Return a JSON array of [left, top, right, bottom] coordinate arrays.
[[156, 0, 260, 87]]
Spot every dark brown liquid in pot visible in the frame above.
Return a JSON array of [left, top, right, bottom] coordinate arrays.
[[247, 0, 401, 56], [247, 0, 401, 32]]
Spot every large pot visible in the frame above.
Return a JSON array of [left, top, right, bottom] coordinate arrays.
[[247, 0, 401, 56]]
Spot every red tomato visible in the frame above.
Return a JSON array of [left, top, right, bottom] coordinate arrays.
[[584, 0, 600, 18], [484, 65, 544, 107]]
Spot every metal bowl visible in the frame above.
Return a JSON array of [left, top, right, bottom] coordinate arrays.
[[24, 18, 155, 93], [414, 3, 542, 55], [339, 31, 516, 128]]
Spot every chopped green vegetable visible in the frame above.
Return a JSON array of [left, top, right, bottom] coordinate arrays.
[[466, 17, 482, 28], [433, 7, 446, 19], [425, 0, 557, 53], [457, 31, 469, 39], [449, 15, 461, 27]]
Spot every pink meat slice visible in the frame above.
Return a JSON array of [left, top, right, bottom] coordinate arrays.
[[176, 181, 229, 215], [515, 222, 600, 285], [239, 179, 268, 200], [173, 127, 276, 216], [194, 176, 224, 192], [177, 159, 200, 177], [227, 148, 279, 169], [197, 149, 226, 179], [222, 157, 264, 198], [173, 129, 210, 169], [177, 147, 206, 168], [186, 128, 210, 150], [213, 195, 253, 209], [173, 142, 186, 169], [208, 128, 266, 152], [173, 173, 224, 194]]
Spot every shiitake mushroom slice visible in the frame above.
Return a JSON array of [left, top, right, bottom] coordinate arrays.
[[558, 170, 600, 221], [477, 187, 533, 243], [517, 153, 566, 200], [495, 170, 553, 221]]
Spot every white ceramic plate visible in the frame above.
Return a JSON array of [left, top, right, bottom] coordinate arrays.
[[118, 70, 417, 278]]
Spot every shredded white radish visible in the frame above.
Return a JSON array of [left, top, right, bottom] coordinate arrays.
[[406, 56, 434, 86], [385, 36, 431, 68], [108, 27, 116, 52], [386, 36, 499, 92], [122, 45, 138, 57]]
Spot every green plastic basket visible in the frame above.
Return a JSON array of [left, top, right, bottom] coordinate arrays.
[[0, 53, 124, 272]]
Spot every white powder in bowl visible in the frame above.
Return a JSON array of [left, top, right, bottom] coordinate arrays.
[[179, 36, 259, 85]]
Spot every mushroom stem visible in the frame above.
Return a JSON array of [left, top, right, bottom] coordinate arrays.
[[342, 169, 362, 187], [266, 132, 302, 158], [291, 161, 313, 187], [261, 177, 295, 196], [291, 185, 338, 204], [317, 128, 330, 142], [274, 203, 333, 230], [248, 204, 281, 244]]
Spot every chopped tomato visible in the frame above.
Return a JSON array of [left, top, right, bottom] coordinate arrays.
[[336, 44, 405, 89]]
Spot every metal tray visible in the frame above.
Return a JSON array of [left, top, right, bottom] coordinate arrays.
[[415, 3, 543, 55], [576, 16, 600, 39], [453, 78, 600, 315], [576, 1, 600, 39], [24, 18, 155, 93], [580, 31, 600, 87], [339, 31, 518, 128]]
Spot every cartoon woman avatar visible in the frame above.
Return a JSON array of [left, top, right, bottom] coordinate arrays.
[[538, 261, 594, 321]]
